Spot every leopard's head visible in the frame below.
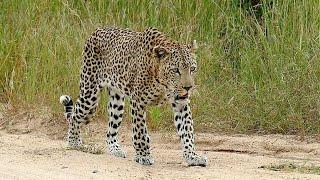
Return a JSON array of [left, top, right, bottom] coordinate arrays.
[[152, 40, 198, 102]]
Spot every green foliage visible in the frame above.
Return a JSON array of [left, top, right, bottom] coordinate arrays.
[[1, 0, 319, 134], [260, 162, 320, 175]]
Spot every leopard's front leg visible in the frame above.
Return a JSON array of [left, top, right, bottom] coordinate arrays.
[[172, 100, 208, 166], [130, 100, 154, 165]]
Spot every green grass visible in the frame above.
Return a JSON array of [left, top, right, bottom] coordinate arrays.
[[260, 162, 320, 175], [1, 0, 320, 134]]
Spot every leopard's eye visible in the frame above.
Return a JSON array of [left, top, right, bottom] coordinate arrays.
[[190, 66, 196, 73], [173, 68, 180, 75]]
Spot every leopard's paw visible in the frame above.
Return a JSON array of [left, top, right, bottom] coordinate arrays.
[[109, 146, 127, 158], [67, 143, 103, 154], [186, 154, 208, 167], [134, 155, 154, 165]]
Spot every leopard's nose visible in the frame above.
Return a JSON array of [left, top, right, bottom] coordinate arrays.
[[183, 86, 192, 91]]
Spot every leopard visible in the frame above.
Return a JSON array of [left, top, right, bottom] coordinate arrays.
[[59, 27, 207, 166]]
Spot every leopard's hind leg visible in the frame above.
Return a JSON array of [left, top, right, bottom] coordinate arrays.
[[60, 40, 104, 154], [106, 88, 127, 158], [60, 78, 102, 153]]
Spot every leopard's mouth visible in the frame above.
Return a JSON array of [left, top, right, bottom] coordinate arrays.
[[175, 92, 189, 100]]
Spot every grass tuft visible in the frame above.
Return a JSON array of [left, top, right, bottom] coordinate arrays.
[[260, 162, 320, 175]]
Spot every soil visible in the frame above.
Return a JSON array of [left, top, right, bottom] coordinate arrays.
[[1, 106, 320, 179]]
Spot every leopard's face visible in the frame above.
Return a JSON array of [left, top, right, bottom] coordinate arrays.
[[154, 41, 198, 102]]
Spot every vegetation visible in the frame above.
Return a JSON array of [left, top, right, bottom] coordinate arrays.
[[1, 0, 320, 134], [260, 162, 320, 175]]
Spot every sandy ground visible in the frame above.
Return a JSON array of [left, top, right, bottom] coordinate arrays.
[[1, 106, 320, 179], [1, 130, 320, 180]]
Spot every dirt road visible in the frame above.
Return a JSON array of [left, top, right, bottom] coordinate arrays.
[[1, 130, 320, 180]]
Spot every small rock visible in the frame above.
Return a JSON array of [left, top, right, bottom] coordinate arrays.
[[92, 170, 98, 173]]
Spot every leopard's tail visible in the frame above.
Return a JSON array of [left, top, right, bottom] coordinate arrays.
[[59, 95, 74, 120]]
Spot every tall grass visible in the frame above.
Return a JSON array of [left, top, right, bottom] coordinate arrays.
[[0, 0, 319, 134]]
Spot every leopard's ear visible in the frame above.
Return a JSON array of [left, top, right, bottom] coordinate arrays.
[[153, 46, 170, 60], [187, 40, 198, 53]]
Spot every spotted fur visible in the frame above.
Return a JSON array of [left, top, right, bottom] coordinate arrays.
[[60, 27, 207, 166]]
